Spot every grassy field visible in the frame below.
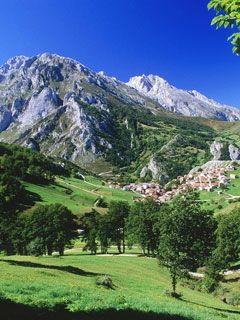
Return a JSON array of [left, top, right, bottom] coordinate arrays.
[[0, 251, 240, 320], [23, 175, 139, 216], [0, 252, 239, 320]]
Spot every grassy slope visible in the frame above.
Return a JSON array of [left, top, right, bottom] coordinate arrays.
[[197, 118, 240, 146], [23, 164, 240, 216], [0, 253, 239, 320], [23, 175, 138, 216]]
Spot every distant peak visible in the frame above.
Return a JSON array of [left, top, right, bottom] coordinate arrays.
[[6, 55, 29, 66], [127, 74, 172, 93]]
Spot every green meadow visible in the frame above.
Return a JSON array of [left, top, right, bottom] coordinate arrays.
[[0, 251, 239, 320], [23, 176, 138, 216]]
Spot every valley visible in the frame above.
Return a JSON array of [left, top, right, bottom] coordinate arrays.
[[0, 54, 240, 319]]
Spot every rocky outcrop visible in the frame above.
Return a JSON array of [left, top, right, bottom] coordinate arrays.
[[210, 141, 240, 161], [140, 135, 187, 183], [210, 141, 223, 160], [140, 157, 169, 184], [229, 144, 240, 160]]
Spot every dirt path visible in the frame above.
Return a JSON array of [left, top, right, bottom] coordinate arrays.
[[56, 177, 100, 196]]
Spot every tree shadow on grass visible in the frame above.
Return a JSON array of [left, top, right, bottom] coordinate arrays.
[[0, 259, 101, 277], [181, 298, 240, 316], [0, 298, 193, 320]]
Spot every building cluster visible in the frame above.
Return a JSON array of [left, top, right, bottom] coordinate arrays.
[[109, 165, 236, 204], [177, 165, 234, 192]]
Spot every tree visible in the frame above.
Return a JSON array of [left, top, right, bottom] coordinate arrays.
[[0, 174, 27, 255], [208, 0, 240, 54], [157, 190, 216, 295], [97, 214, 110, 254], [28, 204, 78, 256], [28, 205, 51, 256], [48, 204, 78, 255], [203, 207, 240, 293], [108, 201, 130, 254], [214, 207, 240, 267], [79, 210, 101, 254], [12, 214, 31, 255], [126, 198, 160, 256]]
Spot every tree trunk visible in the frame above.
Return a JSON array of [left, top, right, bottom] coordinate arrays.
[[59, 246, 64, 256], [171, 272, 177, 295], [117, 242, 122, 254], [147, 244, 150, 256], [47, 245, 53, 256], [122, 228, 125, 254]]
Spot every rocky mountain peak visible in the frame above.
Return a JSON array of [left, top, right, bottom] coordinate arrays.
[[126, 74, 240, 121], [0, 53, 240, 175]]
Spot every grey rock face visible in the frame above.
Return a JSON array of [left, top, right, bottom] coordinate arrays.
[[0, 108, 13, 132], [0, 53, 158, 166], [127, 75, 240, 121], [210, 141, 223, 160], [140, 157, 169, 184], [1, 52, 240, 171], [229, 144, 240, 160]]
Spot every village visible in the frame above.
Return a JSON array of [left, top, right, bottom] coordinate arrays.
[[108, 164, 237, 204]]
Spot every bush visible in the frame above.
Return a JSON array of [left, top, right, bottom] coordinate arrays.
[[225, 292, 240, 306], [95, 197, 108, 208], [96, 275, 115, 289], [64, 188, 73, 195]]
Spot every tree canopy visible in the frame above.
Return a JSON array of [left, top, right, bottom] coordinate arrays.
[[208, 0, 240, 54], [157, 191, 216, 294]]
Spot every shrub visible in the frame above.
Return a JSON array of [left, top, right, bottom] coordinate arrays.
[[96, 275, 115, 289], [225, 292, 240, 306]]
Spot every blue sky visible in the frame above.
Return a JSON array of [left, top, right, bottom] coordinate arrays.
[[0, 0, 239, 107]]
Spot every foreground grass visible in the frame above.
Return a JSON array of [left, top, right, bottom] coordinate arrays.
[[0, 253, 239, 320]]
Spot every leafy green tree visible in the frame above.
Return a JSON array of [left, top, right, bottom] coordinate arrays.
[[97, 214, 110, 254], [28, 204, 78, 256], [215, 207, 240, 266], [48, 204, 78, 255], [126, 199, 160, 256], [208, 0, 240, 54], [12, 214, 31, 255], [28, 205, 51, 256], [79, 210, 111, 254], [0, 174, 26, 214], [79, 210, 100, 254], [108, 201, 130, 253], [157, 190, 216, 295], [0, 174, 27, 255]]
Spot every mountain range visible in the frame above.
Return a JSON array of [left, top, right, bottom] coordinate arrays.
[[0, 53, 239, 182], [127, 74, 240, 121]]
